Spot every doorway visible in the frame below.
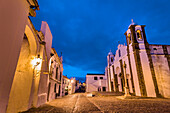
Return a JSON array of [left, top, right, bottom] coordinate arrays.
[[47, 82, 51, 101], [102, 87, 106, 91]]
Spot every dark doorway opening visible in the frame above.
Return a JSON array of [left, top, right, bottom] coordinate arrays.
[[102, 87, 106, 91], [47, 82, 51, 101], [58, 85, 61, 96], [114, 74, 119, 92], [111, 82, 114, 91], [98, 87, 101, 92], [121, 78, 124, 92]]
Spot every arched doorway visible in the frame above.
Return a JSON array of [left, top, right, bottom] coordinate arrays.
[[7, 25, 37, 113]]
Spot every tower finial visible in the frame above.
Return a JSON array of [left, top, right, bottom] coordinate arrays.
[[131, 19, 134, 23]]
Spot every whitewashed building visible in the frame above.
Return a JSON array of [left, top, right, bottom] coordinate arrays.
[[69, 78, 77, 94], [62, 76, 78, 95], [106, 20, 170, 98], [86, 74, 108, 92], [48, 48, 63, 101], [62, 76, 70, 96], [0, 1, 40, 112], [0, 1, 55, 112]]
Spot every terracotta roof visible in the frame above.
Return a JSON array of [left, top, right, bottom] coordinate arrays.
[[63, 75, 68, 78]]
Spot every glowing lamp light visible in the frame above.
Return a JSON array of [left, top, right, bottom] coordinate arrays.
[[31, 55, 42, 70], [71, 79, 74, 83]]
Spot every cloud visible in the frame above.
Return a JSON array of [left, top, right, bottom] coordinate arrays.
[[63, 63, 101, 82], [31, 0, 170, 81]]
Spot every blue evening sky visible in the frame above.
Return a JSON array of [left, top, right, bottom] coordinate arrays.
[[31, 0, 170, 82]]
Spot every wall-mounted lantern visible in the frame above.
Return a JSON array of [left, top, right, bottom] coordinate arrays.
[[31, 55, 42, 78], [31, 55, 42, 69], [71, 79, 74, 83]]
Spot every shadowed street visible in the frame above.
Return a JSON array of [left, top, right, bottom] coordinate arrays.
[[23, 93, 170, 113]]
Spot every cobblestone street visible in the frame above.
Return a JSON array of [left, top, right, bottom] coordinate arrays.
[[23, 93, 170, 113]]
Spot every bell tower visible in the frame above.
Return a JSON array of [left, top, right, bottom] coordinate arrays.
[[106, 50, 114, 92], [124, 19, 159, 97], [107, 50, 114, 66], [125, 19, 148, 46]]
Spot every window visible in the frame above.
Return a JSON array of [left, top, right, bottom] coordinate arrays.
[[98, 87, 101, 91], [127, 79, 129, 89], [100, 77, 103, 79], [153, 48, 157, 50], [54, 84, 57, 93], [56, 67, 58, 79], [94, 77, 98, 80], [60, 72, 62, 81], [111, 57, 113, 62], [128, 33, 131, 44], [119, 49, 121, 57], [136, 30, 142, 40], [102, 87, 106, 91]]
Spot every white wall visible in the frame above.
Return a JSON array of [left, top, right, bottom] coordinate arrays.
[[139, 43, 156, 97], [37, 22, 53, 106], [0, 0, 29, 112], [86, 75, 107, 92], [150, 45, 170, 98], [40, 21, 53, 62]]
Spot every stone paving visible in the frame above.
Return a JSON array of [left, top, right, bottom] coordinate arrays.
[[23, 93, 170, 113]]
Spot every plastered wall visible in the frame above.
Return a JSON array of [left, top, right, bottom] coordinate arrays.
[[0, 0, 29, 112]]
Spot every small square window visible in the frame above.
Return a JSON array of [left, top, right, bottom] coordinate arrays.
[[94, 77, 98, 80], [153, 48, 157, 50], [54, 84, 57, 92], [119, 49, 121, 57], [100, 77, 103, 79]]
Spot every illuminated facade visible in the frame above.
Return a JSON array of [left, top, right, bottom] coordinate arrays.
[[62, 77, 77, 95], [69, 78, 77, 94], [48, 48, 63, 101], [62, 76, 71, 96], [6, 20, 53, 113], [0, 0, 39, 113], [0, 0, 56, 112], [106, 20, 170, 98]]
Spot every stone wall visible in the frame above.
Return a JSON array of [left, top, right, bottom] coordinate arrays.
[[150, 45, 170, 98]]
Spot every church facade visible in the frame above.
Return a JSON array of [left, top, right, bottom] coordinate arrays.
[[106, 20, 170, 98]]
